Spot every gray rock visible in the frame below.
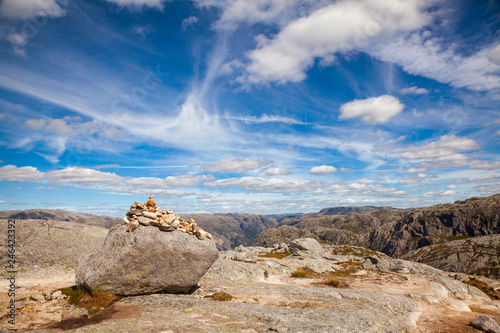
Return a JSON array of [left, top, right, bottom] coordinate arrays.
[[128, 219, 140, 232], [51, 290, 62, 299], [470, 315, 500, 333], [141, 211, 157, 219], [289, 238, 324, 255], [159, 222, 175, 231], [137, 216, 153, 226], [170, 220, 180, 229], [76, 225, 219, 295]]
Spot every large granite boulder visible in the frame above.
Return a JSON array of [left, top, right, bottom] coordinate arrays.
[[76, 224, 219, 295]]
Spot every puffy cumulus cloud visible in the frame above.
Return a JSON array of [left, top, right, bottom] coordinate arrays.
[[46, 167, 124, 186], [206, 158, 271, 173], [400, 86, 430, 95], [370, 32, 500, 91], [240, 0, 434, 84], [105, 0, 168, 10], [0, 0, 66, 19], [265, 167, 291, 176], [339, 95, 404, 124], [308, 165, 336, 175], [396, 135, 479, 161], [204, 176, 319, 194], [0, 165, 44, 182]]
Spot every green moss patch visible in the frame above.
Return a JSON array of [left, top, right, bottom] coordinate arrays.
[[59, 286, 122, 315]]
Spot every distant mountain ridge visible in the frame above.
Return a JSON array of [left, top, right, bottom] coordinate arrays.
[[253, 194, 500, 278], [0, 209, 278, 251]]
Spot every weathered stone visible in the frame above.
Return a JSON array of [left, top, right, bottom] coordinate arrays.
[[170, 220, 180, 229], [123, 217, 130, 225], [197, 229, 208, 240], [128, 219, 140, 232], [76, 225, 219, 295], [51, 290, 62, 299], [149, 219, 161, 227], [137, 216, 153, 226], [470, 315, 500, 333], [289, 238, 324, 255], [159, 222, 175, 232], [142, 211, 157, 219], [163, 214, 176, 224]]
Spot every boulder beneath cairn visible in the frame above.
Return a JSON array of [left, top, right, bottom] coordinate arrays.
[[76, 224, 219, 295]]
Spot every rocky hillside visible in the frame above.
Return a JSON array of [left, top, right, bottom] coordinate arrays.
[[184, 213, 278, 250], [0, 209, 278, 251], [0, 209, 120, 229], [401, 234, 500, 279], [254, 194, 500, 277]]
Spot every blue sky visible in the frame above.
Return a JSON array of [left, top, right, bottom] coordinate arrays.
[[0, 0, 499, 216]]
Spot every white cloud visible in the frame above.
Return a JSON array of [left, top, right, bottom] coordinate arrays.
[[423, 190, 456, 197], [488, 44, 500, 65], [308, 165, 336, 175], [46, 167, 124, 186], [326, 182, 409, 197], [124, 174, 213, 189], [206, 158, 271, 173], [105, 0, 168, 10], [181, 16, 198, 30], [370, 32, 500, 91], [0, 0, 66, 19], [204, 176, 318, 194], [265, 167, 291, 176], [208, 0, 291, 30], [0, 165, 44, 182], [339, 95, 404, 124], [239, 0, 434, 84], [6, 32, 28, 57], [227, 114, 305, 124], [399, 173, 437, 184], [452, 175, 498, 184], [400, 86, 430, 95], [397, 135, 478, 160]]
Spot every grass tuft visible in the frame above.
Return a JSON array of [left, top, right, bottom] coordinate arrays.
[[291, 269, 308, 278], [326, 278, 340, 287], [258, 252, 292, 259], [204, 292, 233, 301], [464, 278, 500, 300], [59, 286, 122, 315]]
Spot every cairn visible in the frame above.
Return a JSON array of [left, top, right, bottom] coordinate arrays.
[[122, 194, 212, 240]]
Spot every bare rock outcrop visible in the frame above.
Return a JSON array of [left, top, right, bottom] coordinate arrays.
[[76, 224, 219, 295], [76, 197, 219, 295], [401, 234, 500, 279]]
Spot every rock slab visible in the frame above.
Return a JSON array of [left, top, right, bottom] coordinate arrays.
[[470, 315, 500, 333], [76, 225, 219, 295]]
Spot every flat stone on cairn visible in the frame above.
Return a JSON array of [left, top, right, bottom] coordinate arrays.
[[76, 196, 219, 295]]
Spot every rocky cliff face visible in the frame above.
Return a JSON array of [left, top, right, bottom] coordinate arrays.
[[253, 194, 500, 278], [401, 234, 500, 279], [184, 213, 278, 250]]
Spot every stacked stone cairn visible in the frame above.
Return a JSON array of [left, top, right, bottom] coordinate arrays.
[[122, 194, 212, 240]]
